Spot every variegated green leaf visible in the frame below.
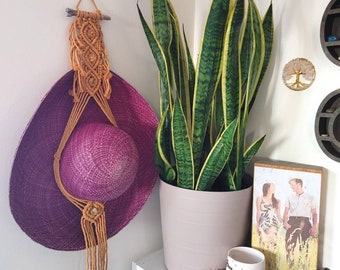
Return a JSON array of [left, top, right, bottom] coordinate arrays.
[[250, 2, 273, 110], [167, 1, 191, 128], [222, 0, 245, 125], [221, 0, 246, 189], [137, 4, 172, 116], [240, 1, 252, 101], [244, 0, 265, 109], [195, 120, 237, 191], [233, 0, 266, 189], [225, 165, 236, 191], [192, 0, 230, 178], [172, 98, 194, 189], [243, 135, 265, 169], [183, 27, 195, 112], [152, 0, 172, 52], [154, 106, 176, 183], [152, 0, 176, 117]]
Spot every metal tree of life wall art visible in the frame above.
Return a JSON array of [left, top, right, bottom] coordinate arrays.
[[282, 58, 316, 91]]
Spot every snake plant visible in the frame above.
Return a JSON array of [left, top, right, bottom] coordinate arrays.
[[137, 0, 273, 191]]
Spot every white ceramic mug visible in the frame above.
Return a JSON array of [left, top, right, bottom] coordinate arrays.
[[226, 246, 265, 270]]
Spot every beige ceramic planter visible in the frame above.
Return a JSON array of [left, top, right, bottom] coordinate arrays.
[[159, 180, 253, 270]]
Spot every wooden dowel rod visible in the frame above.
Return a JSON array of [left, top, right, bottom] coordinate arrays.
[[65, 8, 111, 20]]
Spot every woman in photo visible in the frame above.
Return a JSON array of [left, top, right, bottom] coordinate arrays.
[[256, 182, 283, 250]]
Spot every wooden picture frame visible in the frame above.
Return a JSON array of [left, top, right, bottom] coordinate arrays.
[[251, 160, 323, 270]]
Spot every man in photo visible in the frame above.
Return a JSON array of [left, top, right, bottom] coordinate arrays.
[[283, 178, 318, 268]]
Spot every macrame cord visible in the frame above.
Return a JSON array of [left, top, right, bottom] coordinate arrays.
[[53, 1, 116, 269]]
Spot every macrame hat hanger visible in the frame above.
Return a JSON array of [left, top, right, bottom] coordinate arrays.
[[9, 1, 158, 269]]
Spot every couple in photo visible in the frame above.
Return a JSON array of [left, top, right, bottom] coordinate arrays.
[[256, 178, 318, 268]]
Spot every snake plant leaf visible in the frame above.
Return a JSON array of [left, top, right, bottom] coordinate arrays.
[[259, 1, 273, 85], [243, 135, 265, 169], [155, 106, 176, 183], [210, 85, 224, 146], [250, 1, 273, 110], [137, 4, 172, 116], [226, 165, 236, 191], [209, 80, 227, 151], [152, 0, 172, 52], [183, 27, 195, 112], [233, 0, 266, 189], [168, 17, 182, 94], [192, 0, 230, 178], [221, 0, 246, 190], [222, 0, 245, 125], [195, 119, 237, 191], [233, 135, 266, 190], [239, 2, 252, 102], [218, 162, 238, 191], [167, 1, 191, 128], [152, 0, 174, 102], [183, 27, 195, 131], [172, 98, 194, 189], [244, 0, 265, 112]]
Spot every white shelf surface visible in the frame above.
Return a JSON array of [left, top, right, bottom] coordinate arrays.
[[132, 249, 167, 270]]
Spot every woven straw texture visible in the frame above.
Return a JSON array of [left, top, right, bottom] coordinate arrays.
[[9, 70, 158, 251], [60, 122, 139, 202]]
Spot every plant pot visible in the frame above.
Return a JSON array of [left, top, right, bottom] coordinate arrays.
[[159, 179, 253, 270]]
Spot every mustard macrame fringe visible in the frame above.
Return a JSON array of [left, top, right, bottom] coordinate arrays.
[[53, 2, 116, 270]]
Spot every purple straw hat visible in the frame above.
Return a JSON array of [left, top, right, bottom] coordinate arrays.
[[9, 70, 158, 250]]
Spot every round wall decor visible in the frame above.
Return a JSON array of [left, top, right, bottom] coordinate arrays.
[[320, 0, 340, 66], [282, 58, 316, 91], [315, 89, 340, 162]]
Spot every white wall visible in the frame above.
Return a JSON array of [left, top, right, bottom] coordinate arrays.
[[1, 0, 339, 269]]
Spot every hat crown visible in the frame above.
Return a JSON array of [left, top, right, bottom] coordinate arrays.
[[60, 123, 139, 201]]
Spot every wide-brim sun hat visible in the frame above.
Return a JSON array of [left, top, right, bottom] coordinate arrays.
[[9, 70, 158, 251]]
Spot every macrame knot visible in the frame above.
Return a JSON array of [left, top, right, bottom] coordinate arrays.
[[80, 200, 108, 270], [68, 9, 113, 102], [83, 201, 105, 223]]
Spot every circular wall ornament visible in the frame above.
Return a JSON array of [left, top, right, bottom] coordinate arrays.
[[282, 58, 316, 91], [315, 89, 340, 162]]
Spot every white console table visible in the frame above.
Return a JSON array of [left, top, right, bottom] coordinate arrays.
[[132, 249, 167, 270], [132, 249, 227, 270]]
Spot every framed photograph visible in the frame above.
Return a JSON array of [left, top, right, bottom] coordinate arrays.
[[251, 160, 323, 270]]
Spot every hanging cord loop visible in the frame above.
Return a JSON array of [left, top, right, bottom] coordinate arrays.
[[75, 0, 100, 12], [54, 3, 115, 270]]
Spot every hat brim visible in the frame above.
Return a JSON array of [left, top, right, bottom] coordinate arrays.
[[9, 70, 158, 251]]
